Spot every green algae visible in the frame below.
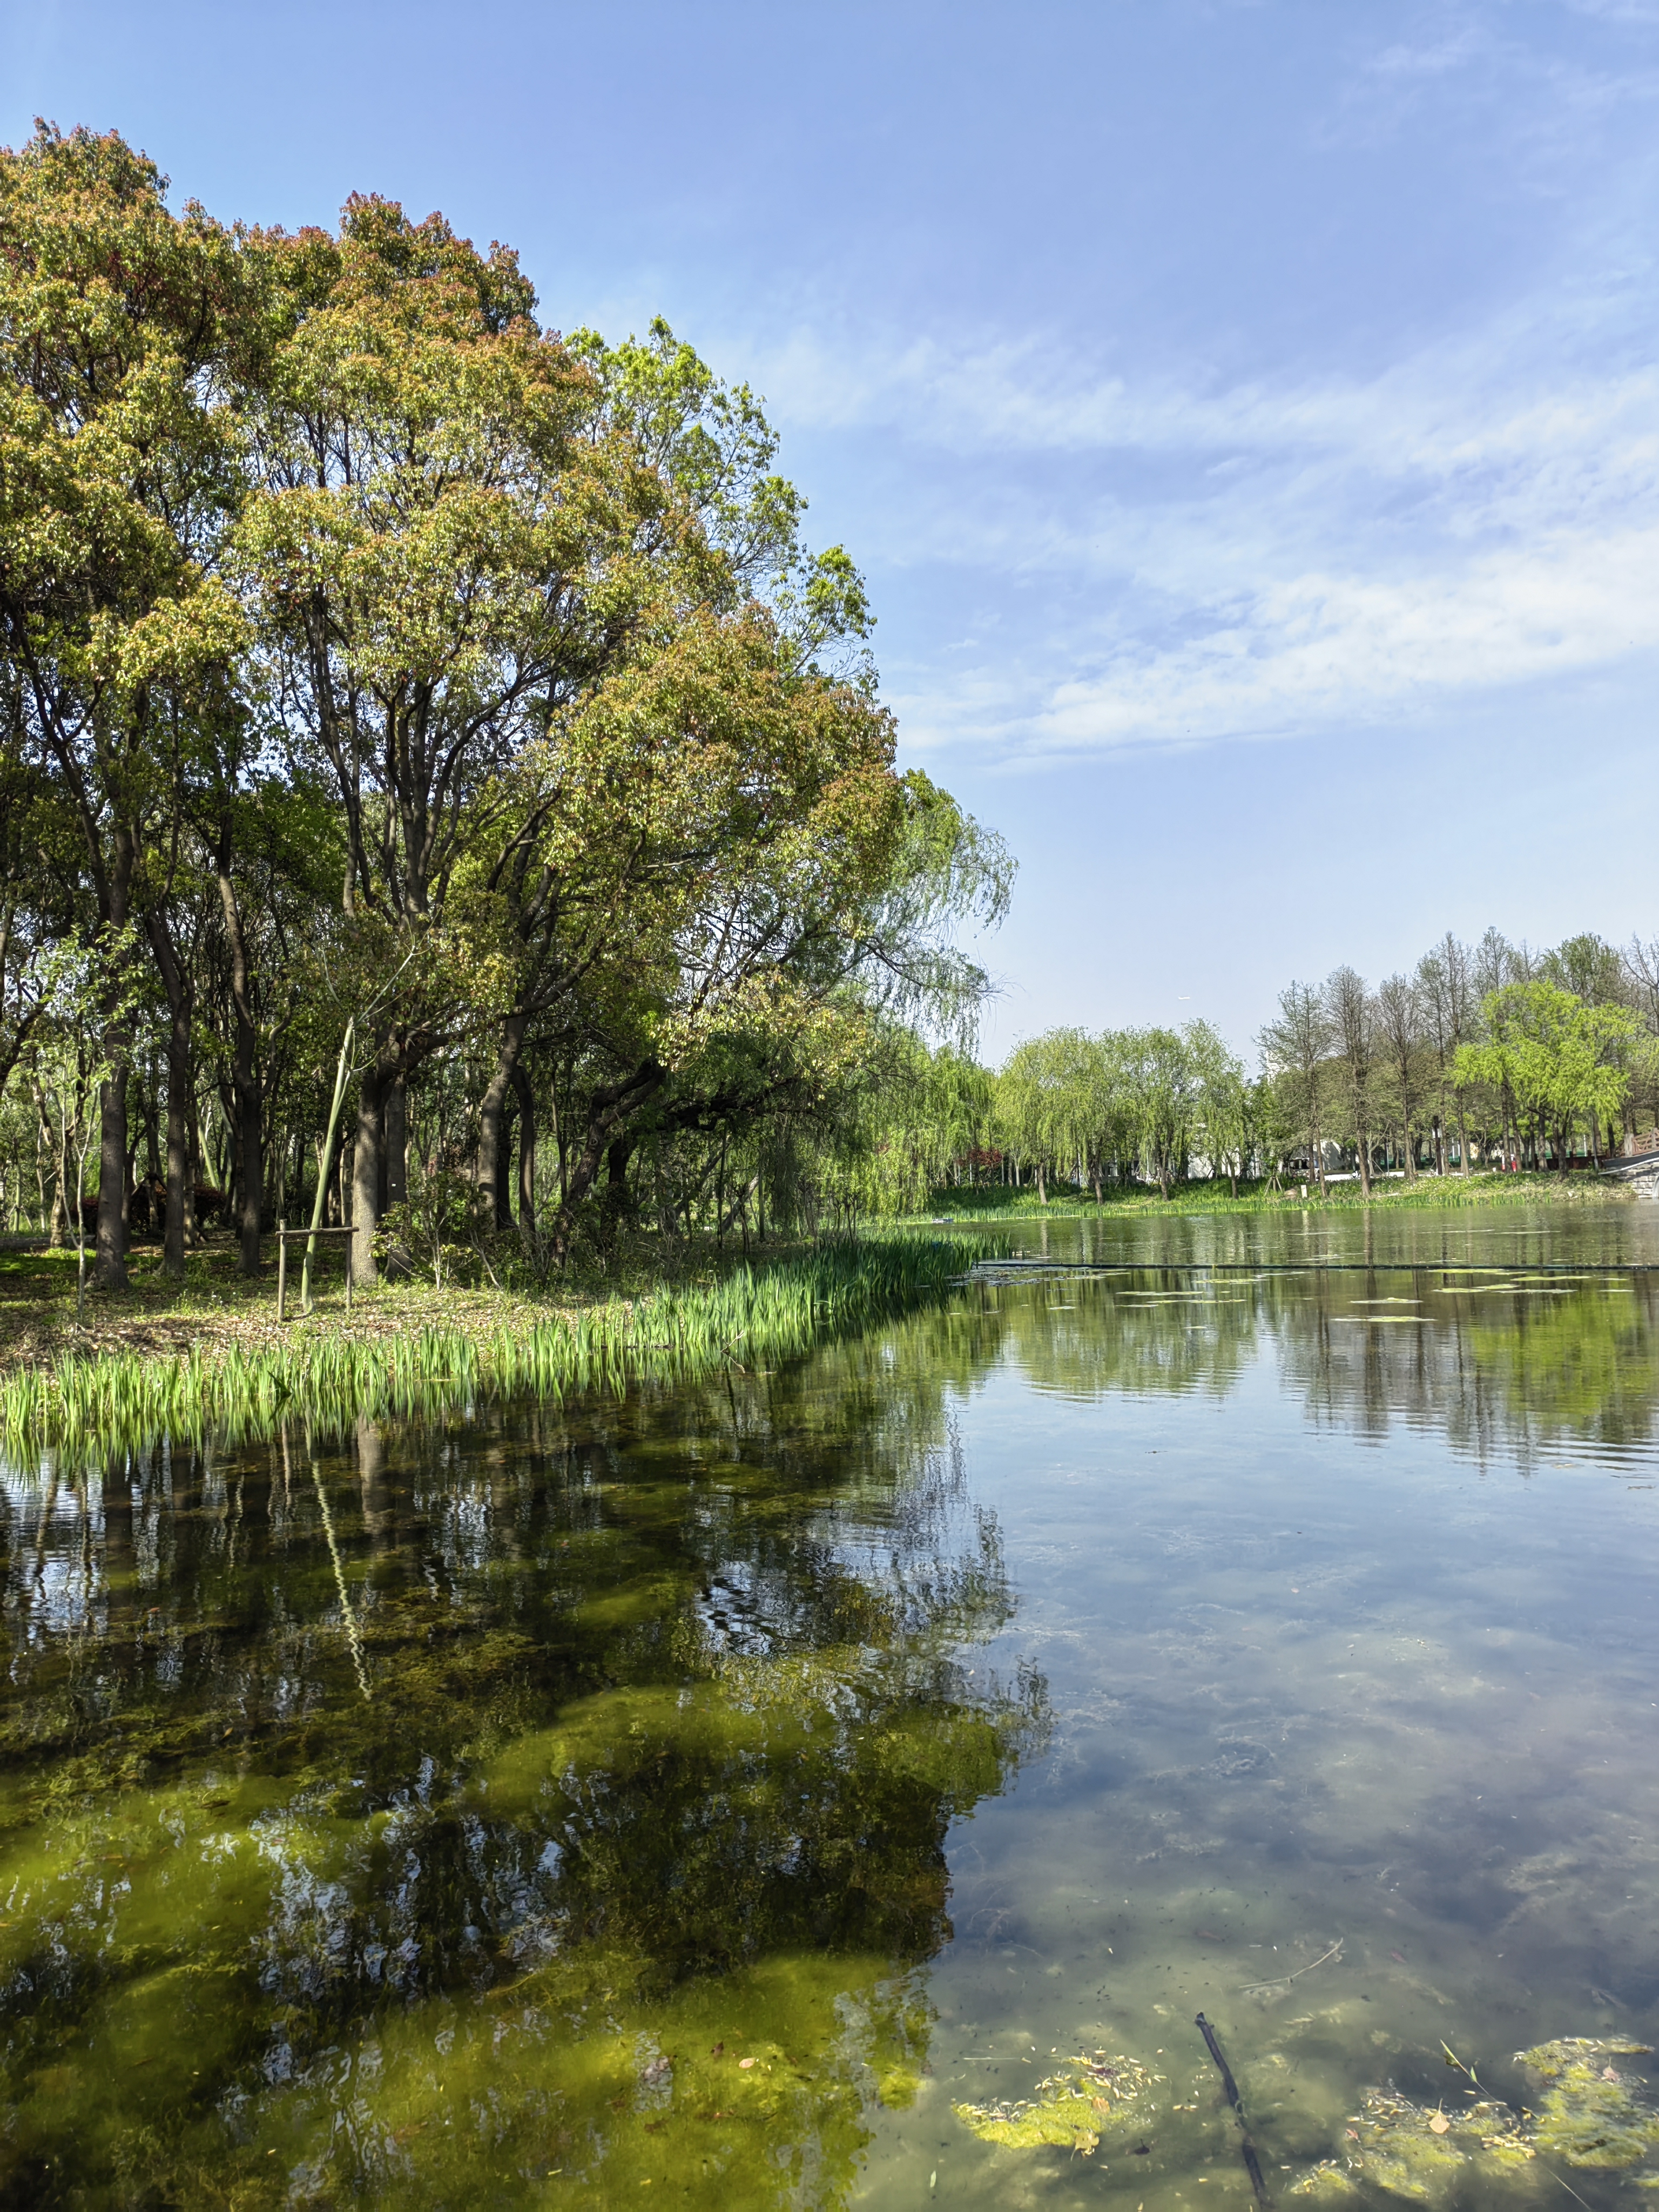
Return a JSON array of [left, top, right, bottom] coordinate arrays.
[[953, 2050, 1156, 2156], [1343, 2089, 1472, 2204], [1290, 2059, 1659, 2202], [0, 1357, 1045, 2207], [1290, 2087, 1545, 2205], [1519, 2036, 1659, 2170]]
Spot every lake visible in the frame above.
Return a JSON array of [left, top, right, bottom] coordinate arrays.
[[3, 1201, 1658, 2207]]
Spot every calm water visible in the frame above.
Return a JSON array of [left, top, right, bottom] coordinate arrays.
[[4, 1202, 1659, 2208]]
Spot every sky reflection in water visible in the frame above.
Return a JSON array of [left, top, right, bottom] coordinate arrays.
[[2, 1203, 1657, 2208]]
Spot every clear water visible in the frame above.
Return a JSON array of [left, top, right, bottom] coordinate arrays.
[[4, 1201, 1659, 2207]]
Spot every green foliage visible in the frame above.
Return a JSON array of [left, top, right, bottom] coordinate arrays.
[[0, 1236, 965, 1453], [0, 127, 1010, 1286], [1453, 981, 1648, 1161]]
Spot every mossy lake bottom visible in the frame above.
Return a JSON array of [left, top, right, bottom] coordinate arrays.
[[3, 1203, 1659, 2209]]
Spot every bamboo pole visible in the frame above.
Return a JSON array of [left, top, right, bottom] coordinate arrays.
[[303, 1019, 355, 1316]]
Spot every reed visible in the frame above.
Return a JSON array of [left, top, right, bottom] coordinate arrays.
[[0, 1236, 967, 1459]]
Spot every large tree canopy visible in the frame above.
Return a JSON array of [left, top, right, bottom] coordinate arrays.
[[0, 125, 1012, 1277]]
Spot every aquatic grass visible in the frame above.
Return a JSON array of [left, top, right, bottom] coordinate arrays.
[[0, 1235, 968, 1459]]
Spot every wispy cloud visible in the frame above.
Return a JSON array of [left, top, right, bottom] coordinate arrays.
[[743, 291, 1659, 761]]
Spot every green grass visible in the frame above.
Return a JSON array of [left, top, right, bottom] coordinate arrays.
[[0, 1235, 969, 1458], [900, 1170, 1632, 1223]]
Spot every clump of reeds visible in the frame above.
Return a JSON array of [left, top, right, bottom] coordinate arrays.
[[0, 1236, 966, 1458]]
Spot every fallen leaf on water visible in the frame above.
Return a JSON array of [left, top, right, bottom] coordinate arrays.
[[739, 2057, 756, 2069], [1602, 2066, 1620, 2081], [1389, 1951, 1406, 1963], [1428, 2114, 1451, 2135]]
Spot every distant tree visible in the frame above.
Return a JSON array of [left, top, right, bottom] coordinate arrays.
[[1184, 1019, 1247, 1194], [997, 1028, 1096, 1203], [1454, 982, 1647, 1168], [1120, 1027, 1201, 1199], [1373, 973, 1425, 1181], [1415, 934, 1476, 1175], [1324, 967, 1377, 1197], [1259, 981, 1332, 1193], [1545, 932, 1623, 1007]]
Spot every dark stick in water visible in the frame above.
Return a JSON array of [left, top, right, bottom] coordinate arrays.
[[1195, 2013, 1272, 2208], [1196, 2013, 1242, 2107]]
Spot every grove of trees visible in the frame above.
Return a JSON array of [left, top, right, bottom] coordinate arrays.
[[959, 927, 1659, 1208], [0, 125, 1012, 1283]]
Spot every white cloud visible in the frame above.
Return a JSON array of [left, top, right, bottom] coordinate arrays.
[[737, 298, 1659, 763], [1014, 525, 1659, 756]]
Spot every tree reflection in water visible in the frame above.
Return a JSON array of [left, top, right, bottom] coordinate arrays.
[[0, 1343, 1044, 2207], [969, 1263, 1659, 1468]]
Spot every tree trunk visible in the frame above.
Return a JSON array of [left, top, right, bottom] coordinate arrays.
[[477, 1014, 528, 1235], [215, 853, 262, 1275], [383, 1071, 408, 1209], [511, 1062, 536, 1247], [90, 828, 139, 1290], [143, 912, 197, 1281], [95, 1063, 129, 1290], [352, 1062, 383, 1285], [548, 1060, 665, 1265]]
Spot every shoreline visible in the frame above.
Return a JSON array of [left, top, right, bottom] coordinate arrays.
[[893, 1169, 1642, 1226]]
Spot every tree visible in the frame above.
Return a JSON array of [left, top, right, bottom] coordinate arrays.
[[1184, 1019, 1246, 1193], [1118, 1027, 1200, 1198], [996, 1029, 1096, 1203], [1373, 973, 1424, 1180], [1259, 982, 1332, 1193], [1323, 966, 1376, 1197], [0, 124, 251, 1285], [1415, 934, 1476, 1175], [1453, 982, 1647, 1169]]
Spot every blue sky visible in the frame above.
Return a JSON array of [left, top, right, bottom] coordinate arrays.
[[5, 1, 1657, 1057]]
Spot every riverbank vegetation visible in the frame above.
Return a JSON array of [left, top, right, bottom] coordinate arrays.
[[0, 1234, 968, 1452]]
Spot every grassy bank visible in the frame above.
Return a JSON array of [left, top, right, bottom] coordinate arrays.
[[899, 1169, 1639, 1223], [0, 1236, 967, 1457]]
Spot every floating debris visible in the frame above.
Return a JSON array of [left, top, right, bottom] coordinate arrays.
[[953, 2050, 1156, 2155], [1519, 2038, 1659, 2170]]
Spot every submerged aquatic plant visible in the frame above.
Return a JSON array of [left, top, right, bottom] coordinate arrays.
[[1292, 2050, 1659, 2202], [1520, 2037, 1659, 2170], [953, 2051, 1156, 2155], [1291, 2087, 1528, 2204], [0, 1237, 967, 1457]]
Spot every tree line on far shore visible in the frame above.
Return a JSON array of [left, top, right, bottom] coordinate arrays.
[[844, 926, 1659, 1212]]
